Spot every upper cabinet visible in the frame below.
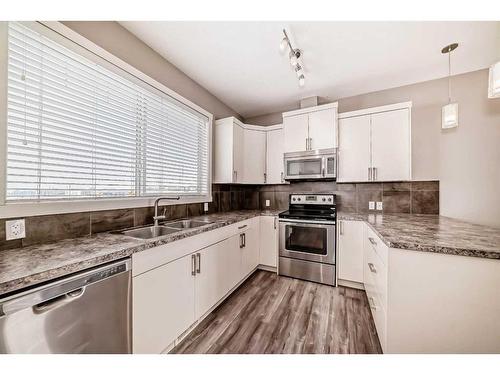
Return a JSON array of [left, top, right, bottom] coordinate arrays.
[[242, 128, 266, 184], [338, 102, 412, 182], [265, 126, 285, 184], [282, 103, 338, 153], [214, 117, 285, 184]]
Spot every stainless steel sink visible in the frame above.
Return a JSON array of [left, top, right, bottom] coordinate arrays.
[[163, 218, 215, 230], [117, 225, 180, 239]]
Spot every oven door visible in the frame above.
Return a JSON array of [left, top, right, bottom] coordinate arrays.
[[279, 219, 335, 264], [284, 155, 323, 180]]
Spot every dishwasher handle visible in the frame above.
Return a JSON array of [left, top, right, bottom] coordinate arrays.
[[0, 258, 130, 317]]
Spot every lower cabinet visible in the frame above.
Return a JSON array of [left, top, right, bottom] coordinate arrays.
[[338, 220, 364, 284], [240, 219, 260, 276], [133, 253, 196, 354], [132, 217, 263, 353], [259, 216, 278, 268], [194, 234, 241, 320]]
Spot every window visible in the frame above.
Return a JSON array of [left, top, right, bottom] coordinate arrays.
[[5, 22, 211, 203]]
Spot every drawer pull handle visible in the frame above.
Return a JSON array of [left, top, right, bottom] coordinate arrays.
[[238, 224, 247, 230], [369, 297, 377, 310], [368, 262, 377, 274], [368, 237, 377, 246]]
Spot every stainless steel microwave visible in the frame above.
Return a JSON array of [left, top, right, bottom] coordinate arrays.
[[283, 148, 337, 180]]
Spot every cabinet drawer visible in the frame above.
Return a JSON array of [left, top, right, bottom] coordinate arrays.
[[365, 283, 387, 353], [365, 226, 388, 265], [365, 239, 388, 311]]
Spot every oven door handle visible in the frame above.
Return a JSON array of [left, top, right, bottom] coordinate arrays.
[[279, 218, 336, 226]]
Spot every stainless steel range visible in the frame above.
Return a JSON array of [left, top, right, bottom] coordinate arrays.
[[278, 193, 336, 286]]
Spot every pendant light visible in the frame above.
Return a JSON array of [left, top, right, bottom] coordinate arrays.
[[441, 43, 459, 129], [488, 61, 500, 98]]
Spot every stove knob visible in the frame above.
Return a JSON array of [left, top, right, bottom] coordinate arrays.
[[322, 198, 326, 202], [328, 198, 332, 202], [292, 198, 296, 201], [297, 198, 301, 201]]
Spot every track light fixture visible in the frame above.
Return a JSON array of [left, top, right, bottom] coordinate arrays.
[[280, 29, 305, 87]]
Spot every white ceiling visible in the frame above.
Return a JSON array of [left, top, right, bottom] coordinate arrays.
[[120, 21, 500, 118]]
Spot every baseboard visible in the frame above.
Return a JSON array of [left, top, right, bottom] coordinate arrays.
[[337, 278, 365, 290], [257, 264, 277, 273]]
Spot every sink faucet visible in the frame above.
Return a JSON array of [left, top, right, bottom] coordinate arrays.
[[153, 196, 180, 226]]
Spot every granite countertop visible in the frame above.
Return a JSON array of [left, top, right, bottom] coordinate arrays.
[[2, 209, 499, 296], [0, 210, 282, 296], [338, 212, 500, 260]]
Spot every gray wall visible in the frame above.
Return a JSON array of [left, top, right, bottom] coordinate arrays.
[[62, 21, 241, 120], [245, 69, 500, 228]]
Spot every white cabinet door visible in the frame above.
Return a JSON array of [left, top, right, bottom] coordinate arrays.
[[195, 234, 243, 320], [259, 216, 278, 268], [338, 220, 364, 283], [266, 127, 285, 184], [371, 108, 410, 181], [133, 254, 195, 353], [308, 108, 336, 150], [283, 113, 309, 153], [241, 222, 260, 277], [232, 122, 244, 183], [243, 128, 266, 184], [213, 119, 234, 183], [338, 115, 371, 182]]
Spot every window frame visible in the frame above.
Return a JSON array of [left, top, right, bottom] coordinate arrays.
[[0, 21, 213, 218]]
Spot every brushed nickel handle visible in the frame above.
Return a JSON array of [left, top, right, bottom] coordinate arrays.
[[238, 224, 247, 230], [191, 254, 196, 276], [274, 217, 277, 230], [368, 262, 377, 274], [239, 233, 244, 248], [280, 171, 284, 183], [196, 253, 201, 274], [373, 167, 377, 181], [368, 237, 377, 246], [242, 233, 246, 248], [339, 221, 344, 235], [305, 137, 308, 150], [264, 173, 267, 184]]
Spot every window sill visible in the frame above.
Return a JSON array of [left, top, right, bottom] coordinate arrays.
[[0, 195, 212, 219]]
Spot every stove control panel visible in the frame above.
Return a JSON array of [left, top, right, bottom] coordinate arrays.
[[290, 194, 335, 205]]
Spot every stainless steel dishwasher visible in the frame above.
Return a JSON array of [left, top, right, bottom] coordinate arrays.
[[0, 258, 131, 354]]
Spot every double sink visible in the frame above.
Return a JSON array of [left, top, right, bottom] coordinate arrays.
[[115, 218, 215, 239]]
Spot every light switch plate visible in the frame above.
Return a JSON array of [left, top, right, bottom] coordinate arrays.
[[5, 219, 26, 240], [265, 199, 270, 207], [204, 202, 209, 212], [369, 201, 375, 210], [376, 201, 383, 211]]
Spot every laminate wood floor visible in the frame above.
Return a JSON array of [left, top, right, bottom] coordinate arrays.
[[172, 270, 382, 354]]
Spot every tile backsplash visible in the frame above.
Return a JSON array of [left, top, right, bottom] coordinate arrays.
[[0, 180, 439, 250]]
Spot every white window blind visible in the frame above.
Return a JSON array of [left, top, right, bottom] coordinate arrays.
[[6, 22, 210, 202]]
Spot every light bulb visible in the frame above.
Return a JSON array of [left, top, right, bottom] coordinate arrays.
[[280, 38, 288, 53], [295, 65, 303, 77], [298, 75, 305, 87], [290, 54, 298, 67]]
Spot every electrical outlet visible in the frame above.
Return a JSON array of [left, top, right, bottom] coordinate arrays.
[[265, 199, 270, 207], [204, 202, 209, 212], [376, 201, 383, 211], [5, 219, 26, 240], [369, 201, 375, 210]]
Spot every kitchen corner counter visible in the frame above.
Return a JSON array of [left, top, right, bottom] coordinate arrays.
[[0, 210, 283, 296], [338, 212, 500, 260]]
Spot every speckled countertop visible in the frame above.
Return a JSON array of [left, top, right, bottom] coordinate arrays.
[[0, 210, 282, 296], [1, 209, 499, 296], [338, 212, 500, 260]]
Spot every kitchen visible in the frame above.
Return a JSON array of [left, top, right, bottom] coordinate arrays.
[[0, 1, 500, 372]]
